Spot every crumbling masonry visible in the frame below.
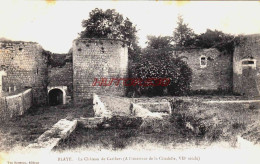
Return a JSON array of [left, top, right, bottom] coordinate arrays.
[[0, 34, 259, 106]]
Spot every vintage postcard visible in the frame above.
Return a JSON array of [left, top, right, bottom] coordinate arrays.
[[0, 0, 260, 164]]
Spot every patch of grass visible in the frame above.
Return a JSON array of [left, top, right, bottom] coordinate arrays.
[[232, 122, 246, 130], [0, 103, 94, 151], [54, 98, 260, 151], [112, 138, 127, 150], [169, 100, 260, 143], [44, 128, 62, 138], [98, 116, 143, 129], [55, 119, 199, 151], [140, 116, 171, 133]]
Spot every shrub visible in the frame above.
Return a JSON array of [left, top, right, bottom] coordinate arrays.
[[169, 112, 223, 140], [128, 50, 192, 97]]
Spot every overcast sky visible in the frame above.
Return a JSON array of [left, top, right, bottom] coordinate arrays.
[[0, 0, 260, 53]]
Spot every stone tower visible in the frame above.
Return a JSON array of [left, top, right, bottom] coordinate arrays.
[[0, 41, 48, 105], [72, 39, 128, 104], [233, 34, 260, 97]]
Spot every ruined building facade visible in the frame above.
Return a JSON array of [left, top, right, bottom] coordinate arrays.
[[0, 41, 48, 105], [0, 38, 128, 105], [233, 35, 260, 97], [72, 39, 128, 104], [0, 34, 259, 106], [178, 48, 233, 92]]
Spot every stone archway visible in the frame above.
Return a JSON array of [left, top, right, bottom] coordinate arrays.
[[48, 89, 63, 106], [47, 86, 67, 105]]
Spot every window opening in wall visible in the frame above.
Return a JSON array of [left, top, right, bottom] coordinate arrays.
[[36, 68, 38, 75], [242, 59, 256, 69], [242, 60, 255, 65], [200, 56, 207, 68]]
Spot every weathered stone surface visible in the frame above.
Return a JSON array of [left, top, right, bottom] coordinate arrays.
[[0, 41, 48, 105], [131, 103, 166, 119], [0, 70, 7, 96], [233, 34, 260, 97], [48, 53, 73, 100], [27, 119, 77, 151], [178, 48, 233, 91], [136, 102, 172, 114], [78, 117, 103, 128], [99, 95, 132, 116], [0, 89, 32, 120], [73, 39, 128, 104], [1, 35, 259, 108], [93, 93, 112, 118]]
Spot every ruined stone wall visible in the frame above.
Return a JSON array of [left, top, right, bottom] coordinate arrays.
[[233, 34, 260, 97], [178, 48, 233, 92], [0, 89, 32, 120], [48, 53, 73, 100], [73, 39, 128, 104], [0, 41, 48, 105]]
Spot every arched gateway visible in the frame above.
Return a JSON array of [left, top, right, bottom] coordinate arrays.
[[47, 86, 67, 106]]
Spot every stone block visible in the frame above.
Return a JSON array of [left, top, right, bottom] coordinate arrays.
[[27, 119, 77, 151], [136, 101, 172, 114]]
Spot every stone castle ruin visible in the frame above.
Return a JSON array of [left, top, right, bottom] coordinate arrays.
[[0, 41, 48, 104], [0, 38, 128, 108], [0, 34, 260, 111], [72, 39, 128, 104]]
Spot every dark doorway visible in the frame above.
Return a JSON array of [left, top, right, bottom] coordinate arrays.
[[48, 89, 63, 106]]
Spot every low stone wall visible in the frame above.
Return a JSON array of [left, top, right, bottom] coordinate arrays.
[[73, 39, 128, 104], [93, 93, 111, 118], [131, 103, 167, 119], [99, 95, 132, 116], [136, 102, 172, 114], [78, 117, 103, 129], [0, 89, 32, 120], [93, 94, 171, 118], [27, 119, 77, 151]]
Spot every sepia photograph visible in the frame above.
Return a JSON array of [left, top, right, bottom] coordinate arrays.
[[0, 0, 260, 164]]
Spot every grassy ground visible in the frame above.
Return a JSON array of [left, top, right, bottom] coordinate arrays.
[[132, 95, 249, 103], [0, 103, 93, 152], [99, 94, 255, 106], [55, 98, 260, 151], [170, 100, 260, 143], [1, 95, 259, 152], [54, 118, 206, 152]]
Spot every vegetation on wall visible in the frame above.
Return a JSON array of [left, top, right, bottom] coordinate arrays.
[[172, 15, 197, 48], [43, 50, 72, 68], [195, 29, 235, 54], [128, 35, 192, 97], [172, 16, 235, 54], [79, 8, 141, 61], [77, 10, 239, 97]]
